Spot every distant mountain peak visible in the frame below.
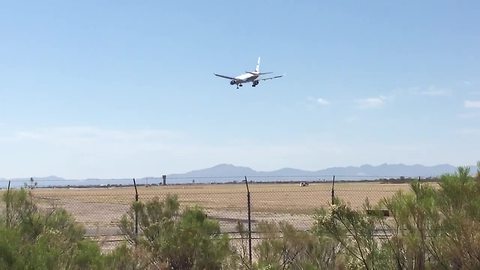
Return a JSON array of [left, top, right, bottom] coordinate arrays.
[[168, 163, 466, 182], [212, 163, 232, 167], [211, 163, 246, 169]]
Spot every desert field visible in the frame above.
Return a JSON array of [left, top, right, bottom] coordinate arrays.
[[2, 182, 417, 247]]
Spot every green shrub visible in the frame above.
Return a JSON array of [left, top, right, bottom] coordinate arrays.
[[314, 164, 480, 269], [119, 194, 231, 269], [0, 189, 105, 270], [254, 221, 338, 270]]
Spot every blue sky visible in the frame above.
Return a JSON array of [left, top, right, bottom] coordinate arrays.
[[1, 1, 479, 178]]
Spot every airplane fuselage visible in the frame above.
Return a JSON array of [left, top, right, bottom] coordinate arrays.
[[230, 72, 259, 85]]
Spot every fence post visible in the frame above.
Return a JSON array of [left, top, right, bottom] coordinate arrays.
[[6, 181, 11, 227], [331, 175, 336, 205], [244, 176, 252, 268], [330, 175, 336, 268], [133, 178, 139, 246]]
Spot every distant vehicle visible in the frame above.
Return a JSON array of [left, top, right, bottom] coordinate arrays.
[[214, 57, 283, 89]]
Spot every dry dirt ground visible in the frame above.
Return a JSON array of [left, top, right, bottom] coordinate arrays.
[[4, 182, 414, 249], [0, 182, 418, 249]]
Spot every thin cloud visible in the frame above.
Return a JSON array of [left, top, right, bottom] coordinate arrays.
[[306, 97, 330, 109], [316, 98, 330, 106], [356, 96, 386, 109], [394, 85, 451, 97], [4, 126, 183, 151], [464, 100, 480, 109], [0, 126, 191, 178], [345, 115, 359, 123], [458, 112, 480, 119], [457, 128, 480, 136], [418, 87, 451, 96]]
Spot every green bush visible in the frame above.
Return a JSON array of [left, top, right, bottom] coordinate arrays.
[[119, 194, 232, 269], [253, 221, 338, 270], [0, 189, 105, 270], [314, 164, 480, 269]]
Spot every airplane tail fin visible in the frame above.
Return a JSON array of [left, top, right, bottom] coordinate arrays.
[[255, 57, 261, 73]]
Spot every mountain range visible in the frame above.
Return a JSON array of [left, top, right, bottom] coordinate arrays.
[[167, 163, 475, 182], [1, 163, 477, 188]]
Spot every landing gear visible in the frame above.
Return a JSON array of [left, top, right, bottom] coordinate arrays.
[[236, 84, 243, 89], [252, 81, 259, 87]]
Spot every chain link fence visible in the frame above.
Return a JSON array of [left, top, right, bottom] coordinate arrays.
[[1, 175, 423, 250]]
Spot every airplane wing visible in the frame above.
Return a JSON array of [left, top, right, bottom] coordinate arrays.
[[214, 73, 236, 80], [260, 75, 283, 81]]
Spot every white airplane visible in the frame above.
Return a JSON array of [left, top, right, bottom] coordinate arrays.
[[214, 57, 283, 89]]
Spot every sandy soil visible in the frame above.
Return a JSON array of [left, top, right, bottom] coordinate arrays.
[[3, 182, 415, 249]]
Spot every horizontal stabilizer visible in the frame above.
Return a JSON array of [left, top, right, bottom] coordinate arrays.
[[247, 71, 273, 75]]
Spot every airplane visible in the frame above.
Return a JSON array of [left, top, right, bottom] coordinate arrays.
[[214, 57, 283, 89]]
